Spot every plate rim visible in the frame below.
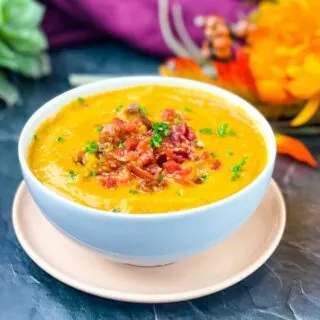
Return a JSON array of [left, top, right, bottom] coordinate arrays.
[[12, 179, 286, 304]]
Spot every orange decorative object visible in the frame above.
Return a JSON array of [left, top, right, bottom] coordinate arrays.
[[158, 0, 320, 127], [275, 134, 317, 168], [157, 0, 318, 168]]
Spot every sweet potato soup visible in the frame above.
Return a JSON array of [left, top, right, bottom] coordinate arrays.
[[28, 85, 267, 214]]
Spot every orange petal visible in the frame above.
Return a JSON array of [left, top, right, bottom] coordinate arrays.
[[275, 133, 317, 167], [290, 96, 320, 127]]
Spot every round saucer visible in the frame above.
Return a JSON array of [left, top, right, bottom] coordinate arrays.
[[12, 180, 285, 303]]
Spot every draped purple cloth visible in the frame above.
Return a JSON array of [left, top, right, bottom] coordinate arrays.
[[41, 0, 256, 56]]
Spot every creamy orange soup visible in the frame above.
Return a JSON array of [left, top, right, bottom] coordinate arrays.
[[28, 85, 267, 214]]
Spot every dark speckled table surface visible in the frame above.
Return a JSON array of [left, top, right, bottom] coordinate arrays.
[[1, 40, 320, 320]]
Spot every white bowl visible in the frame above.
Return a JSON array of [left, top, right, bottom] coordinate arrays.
[[18, 76, 276, 266]]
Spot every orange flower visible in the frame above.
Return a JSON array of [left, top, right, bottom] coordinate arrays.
[[248, 0, 320, 104]]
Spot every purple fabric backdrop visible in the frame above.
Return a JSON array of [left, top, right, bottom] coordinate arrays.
[[41, 0, 256, 56]]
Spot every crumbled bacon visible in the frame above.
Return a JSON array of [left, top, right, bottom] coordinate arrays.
[[131, 165, 156, 181], [163, 160, 181, 173], [83, 107, 222, 191], [161, 108, 180, 122], [199, 151, 210, 160], [98, 176, 118, 189], [212, 159, 222, 171], [126, 104, 140, 114]]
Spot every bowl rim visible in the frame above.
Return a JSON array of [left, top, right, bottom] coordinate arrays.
[[18, 75, 276, 220]]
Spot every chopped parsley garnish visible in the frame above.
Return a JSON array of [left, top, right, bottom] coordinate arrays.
[[177, 189, 184, 196], [86, 141, 99, 153], [182, 106, 192, 112], [230, 156, 248, 181], [33, 134, 37, 141], [78, 97, 86, 105], [226, 149, 233, 156], [118, 140, 125, 148], [199, 128, 213, 135], [112, 208, 120, 213], [68, 171, 78, 180], [89, 170, 96, 177], [129, 188, 138, 195], [139, 106, 148, 116], [151, 135, 162, 148], [150, 122, 170, 148], [153, 122, 170, 136], [95, 125, 103, 133], [57, 136, 63, 143], [210, 152, 217, 158], [115, 105, 124, 112], [158, 171, 164, 181], [217, 123, 235, 137], [200, 172, 209, 183]]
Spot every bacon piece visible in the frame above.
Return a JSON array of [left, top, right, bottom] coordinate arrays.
[[172, 149, 191, 163], [161, 108, 179, 122], [74, 151, 86, 165], [177, 166, 192, 176], [212, 159, 222, 170], [98, 176, 117, 189], [139, 179, 167, 192], [163, 160, 181, 173], [124, 136, 139, 151], [140, 115, 152, 130], [124, 121, 138, 133], [112, 148, 138, 162], [117, 167, 133, 183], [155, 153, 167, 167], [174, 177, 194, 186], [199, 151, 210, 160], [126, 104, 140, 114], [186, 126, 196, 141], [131, 165, 156, 181], [138, 149, 154, 167]]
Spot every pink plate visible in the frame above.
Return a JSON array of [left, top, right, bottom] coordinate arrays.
[[12, 180, 285, 303]]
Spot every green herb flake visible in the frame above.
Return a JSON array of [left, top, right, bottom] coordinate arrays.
[[89, 170, 96, 177], [150, 122, 170, 148], [118, 140, 125, 148], [68, 171, 78, 180], [182, 106, 192, 112], [78, 97, 86, 105], [95, 125, 103, 133], [112, 208, 121, 213], [210, 152, 217, 158], [177, 189, 184, 196], [226, 149, 233, 156], [129, 188, 138, 195], [115, 105, 124, 112], [33, 134, 37, 141], [139, 106, 148, 116], [201, 172, 209, 183], [57, 136, 63, 143], [158, 171, 164, 181], [150, 135, 162, 148], [217, 123, 236, 137], [153, 122, 170, 136], [86, 141, 99, 154], [230, 156, 248, 181], [199, 128, 213, 135]]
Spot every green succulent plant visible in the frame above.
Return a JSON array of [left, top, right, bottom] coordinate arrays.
[[0, 0, 50, 106]]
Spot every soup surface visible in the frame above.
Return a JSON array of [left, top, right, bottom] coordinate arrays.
[[28, 85, 267, 214]]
